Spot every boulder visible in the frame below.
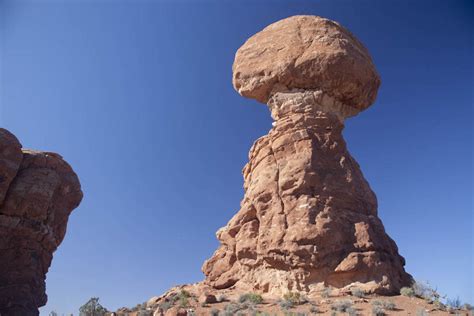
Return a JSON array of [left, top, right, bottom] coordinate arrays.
[[198, 293, 217, 304], [0, 128, 83, 315], [233, 15, 380, 115]]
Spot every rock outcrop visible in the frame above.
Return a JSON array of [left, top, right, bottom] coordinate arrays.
[[0, 128, 82, 315], [202, 15, 411, 296]]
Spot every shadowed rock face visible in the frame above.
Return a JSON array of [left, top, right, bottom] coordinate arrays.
[[202, 15, 411, 295], [0, 129, 82, 315]]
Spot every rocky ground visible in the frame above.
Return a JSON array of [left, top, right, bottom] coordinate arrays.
[[111, 283, 472, 316]]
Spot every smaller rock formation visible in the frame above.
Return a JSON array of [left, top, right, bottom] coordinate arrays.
[[0, 128, 83, 315]]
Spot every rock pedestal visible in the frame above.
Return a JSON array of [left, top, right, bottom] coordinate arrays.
[[0, 129, 83, 315], [202, 15, 411, 296]]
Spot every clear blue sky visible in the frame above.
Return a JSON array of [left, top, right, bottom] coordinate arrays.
[[0, 0, 472, 314]]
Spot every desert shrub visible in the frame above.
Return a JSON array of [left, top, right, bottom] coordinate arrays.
[[463, 303, 473, 310], [400, 287, 415, 297], [372, 299, 396, 313], [283, 292, 307, 305], [350, 287, 365, 298], [412, 281, 440, 302], [433, 299, 445, 310], [79, 297, 108, 316], [159, 300, 173, 311], [372, 304, 385, 316], [179, 296, 189, 308], [446, 296, 462, 309], [309, 305, 319, 314], [382, 300, 396, 310], [279, 299, 294, 310], [331, 300, 353, 312], [176, 290, 192, 308], [216, 294, 227, 303], [346, 307, 357, 316], [415, 309, 428, 316], [321, 286, 331, 298], [223, 303, 243, 316], [210, 308, 220, 316], [239, 293, 263, 305]]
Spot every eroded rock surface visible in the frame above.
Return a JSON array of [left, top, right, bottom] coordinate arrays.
[[233, 15, 380, 112], [0, 129, 82, 315], [202, 15, 411, 296]]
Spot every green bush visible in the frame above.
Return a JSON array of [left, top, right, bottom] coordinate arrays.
[[400, 287, 415, 297], [382, 300, 396, 310], [279, 299, 293, 310], [283, 292, 307, 305], [331, 300, 353, 312], [174, 290, 192, 308], [79, 297, 108, 316], [223, 303, 242, 316], [159, 300, 172, 311], [239, 293, 263, 305], [346, 307, 357, 316], [321, 287, 331, 298], [412, 281, 440, 301], [373, 300, 396, 311], [433, 299, 445, 310], [372, 305, 385, 316], [350, 287, 365, 298]]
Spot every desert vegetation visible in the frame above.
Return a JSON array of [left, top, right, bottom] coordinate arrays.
[[73, 282, 474, 316]]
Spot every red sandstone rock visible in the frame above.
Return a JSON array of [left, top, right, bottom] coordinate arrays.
[[202, 15, 411, 296], [233, 15, 380, 112], [0, 128, 82, 315]]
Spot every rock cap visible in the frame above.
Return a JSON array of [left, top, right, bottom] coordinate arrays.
[[232, 15, 381, 114]]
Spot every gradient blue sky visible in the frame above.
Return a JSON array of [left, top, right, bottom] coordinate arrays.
[[1, 0, 472, 314]]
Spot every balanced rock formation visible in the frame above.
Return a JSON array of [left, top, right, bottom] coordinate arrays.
[[202, 15, 411, 296], [0, 129, 83, 315]]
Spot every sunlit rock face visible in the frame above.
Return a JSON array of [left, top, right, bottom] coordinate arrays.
[[232, 15, 381, 113], [0, 128, 83, 315], [202, 15, 411, 296]]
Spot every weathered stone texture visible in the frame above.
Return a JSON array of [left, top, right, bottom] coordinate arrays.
[[233, 15, 380, 115], [203, 15, 411, 296], [0, 129, 82, 315]]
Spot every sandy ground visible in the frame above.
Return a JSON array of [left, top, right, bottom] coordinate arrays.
[[187, 295, 471, 315], [115, 293, 472, 316]]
